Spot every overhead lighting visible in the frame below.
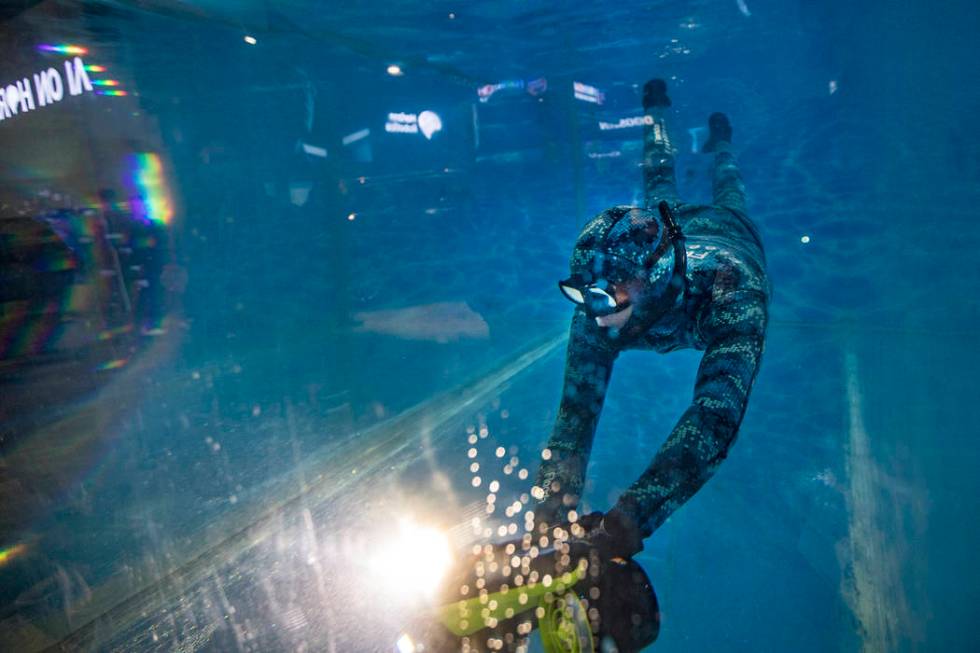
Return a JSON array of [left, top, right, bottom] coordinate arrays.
[[300, 142, 328, 158], [342, 128, 370, 146], [244, 35, 257, 45], [387, 64, 404, 76]]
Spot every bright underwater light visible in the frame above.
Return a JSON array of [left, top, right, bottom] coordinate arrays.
[[396, 633, 417, 653], [368, 519, 451, 602]]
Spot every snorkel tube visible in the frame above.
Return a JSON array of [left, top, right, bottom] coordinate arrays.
[[634, 200, 687, 328]]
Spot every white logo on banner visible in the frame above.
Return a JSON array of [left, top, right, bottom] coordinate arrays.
[[418, 111, 442, 140]]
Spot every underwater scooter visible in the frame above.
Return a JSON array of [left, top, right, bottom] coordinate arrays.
[[399, 519, 660, 653]]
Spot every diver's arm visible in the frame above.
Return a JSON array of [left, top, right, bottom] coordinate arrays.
[[612, 290, 767, 539], [534, 308, 618, 526]]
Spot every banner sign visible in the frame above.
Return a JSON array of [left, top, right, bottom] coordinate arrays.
[[385, 111, 442, 140], [477, 77, 548, 103], [0, 56, 94, 123], [573, 81, 604, 105], [598, 115, 654, 131]]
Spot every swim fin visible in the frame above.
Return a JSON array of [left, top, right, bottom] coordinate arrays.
[[701, 112, 733, 153], [642, 79, 672, 111]]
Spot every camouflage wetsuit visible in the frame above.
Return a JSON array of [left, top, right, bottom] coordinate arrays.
[[534, 105, 770, 546]]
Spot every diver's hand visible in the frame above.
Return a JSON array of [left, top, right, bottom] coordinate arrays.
[[574, 508, 644, 560]]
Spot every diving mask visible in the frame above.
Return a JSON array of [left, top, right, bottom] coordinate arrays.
[[558, 280, 627, 317], [559, 201, 687, 330]]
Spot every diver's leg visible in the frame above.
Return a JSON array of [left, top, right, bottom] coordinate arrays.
[[704, 112, 747, 214], [641, 79, 679, 207]]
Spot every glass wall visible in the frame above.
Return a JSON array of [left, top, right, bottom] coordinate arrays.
[[1, 2, 977, 651]]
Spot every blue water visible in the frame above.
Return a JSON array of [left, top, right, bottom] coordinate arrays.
[[1, 1, 978, 651]]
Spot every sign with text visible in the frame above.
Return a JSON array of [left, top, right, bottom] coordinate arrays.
[[598, 115, 654, 131], [0, 57, 94, 123], [573, 81, 604, 105], [385, 111, 442, 140], [477, 78, 547, 103]]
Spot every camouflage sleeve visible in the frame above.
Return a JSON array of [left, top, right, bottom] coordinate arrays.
[[612, 289, 768, 538], [533, 308, 619, 526]]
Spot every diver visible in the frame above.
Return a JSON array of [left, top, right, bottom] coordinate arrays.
[[532, 76, 770, 614], [415, 79, 768, 653]]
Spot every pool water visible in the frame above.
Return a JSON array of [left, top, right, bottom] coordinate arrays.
[[0, 1, 977, 651]]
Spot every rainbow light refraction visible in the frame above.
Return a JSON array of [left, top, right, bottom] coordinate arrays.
[[92, 79, 120, 87], [0, 543, 27, 566], [130, 153, 173, 226], [96, 90, 127, 96], [84, 64, 106, 72], [37, 44, 88, 55]]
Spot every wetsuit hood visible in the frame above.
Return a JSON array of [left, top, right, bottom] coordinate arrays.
[[561, 202, 687, 334]]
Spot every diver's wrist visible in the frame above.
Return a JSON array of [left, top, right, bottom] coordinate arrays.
[[602, 507, 645, 558]]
